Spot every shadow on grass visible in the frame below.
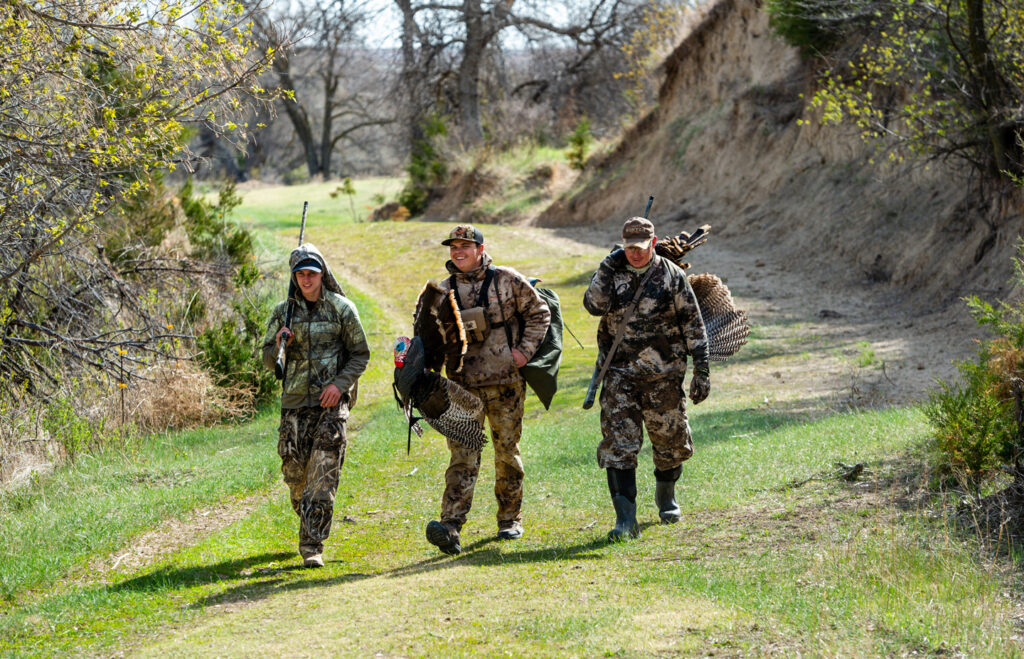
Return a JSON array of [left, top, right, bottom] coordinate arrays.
[[111, 551, 295, 595], [182, 536, 613, 610], [693, 406, 811, 445]]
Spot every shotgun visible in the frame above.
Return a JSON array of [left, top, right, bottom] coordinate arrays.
[[582, 195, 654, 410], [274, 201, 309, 380]]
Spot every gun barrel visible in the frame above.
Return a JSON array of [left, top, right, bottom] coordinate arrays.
[[274, 200, 310, 382], [582, 373, 599, 409]]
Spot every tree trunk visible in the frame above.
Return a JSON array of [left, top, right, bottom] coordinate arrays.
[[457, 0, 486, 145], [396, 0, 427, 151], [274, 55, 321, 177], [320, 77, 337, 179], [964, 0, 1008, 175]]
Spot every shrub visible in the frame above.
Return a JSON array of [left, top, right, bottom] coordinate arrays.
[[567, 117, 593, 171], [282, 165, 310, 186], [925, 252, 1024, 489], [196, 295, 278, 410], [765, 0, 852, 56], [925, 360, 1011, 490], [180, 178, 252, 264], [399, 114, 448, 215], [42, 396, 99, 460]]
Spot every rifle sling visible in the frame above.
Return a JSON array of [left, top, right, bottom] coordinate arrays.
[[591, 259, 660, 395]]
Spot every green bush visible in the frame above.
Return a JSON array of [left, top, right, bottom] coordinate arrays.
[[282, 165, 310, 186], [42, 396, 98, 460], [566, 117, 593, 171], [925, 253, 1024, 489], [925, 360, 1010, 489], [196, 296, 278, 410], [399, 114, 448, 216], [180, 178, 252, 264], [765, 0, 850, 55]]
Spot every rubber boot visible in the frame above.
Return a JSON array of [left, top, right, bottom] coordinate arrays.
[[606, 467, 639, 541], [654, 465, 682, 524]]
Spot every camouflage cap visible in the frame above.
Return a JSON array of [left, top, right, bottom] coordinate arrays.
[[622, 217, 655, 248], [442, 224, 484, 246], [291, 257, 322, 273]]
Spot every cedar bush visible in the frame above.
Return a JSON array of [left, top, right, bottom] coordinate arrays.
[[925, 255, 1024, 490]]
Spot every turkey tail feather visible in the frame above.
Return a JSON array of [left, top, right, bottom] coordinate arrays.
[[688, 273, 750, 361]]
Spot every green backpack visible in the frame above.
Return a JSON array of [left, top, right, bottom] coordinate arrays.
[[521, 283, 562, 410]]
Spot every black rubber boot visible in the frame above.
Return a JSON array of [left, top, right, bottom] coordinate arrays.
[[606, 467, 639, 541], [654, 465, 682, 524]]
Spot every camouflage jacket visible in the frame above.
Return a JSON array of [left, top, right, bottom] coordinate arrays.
[[261, 245, 370, 409], [437, 253, 551, 388], [583, 250, 708, 379]]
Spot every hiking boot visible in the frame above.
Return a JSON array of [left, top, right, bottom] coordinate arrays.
[[426, 520, 462, 555], [654, 465, 682, 524], [606, 467, 639, 541], [497, 521, 523, 540], [302, 553, 324, 568]]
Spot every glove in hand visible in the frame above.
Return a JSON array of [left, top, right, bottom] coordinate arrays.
[[689, 372, 710, 405]]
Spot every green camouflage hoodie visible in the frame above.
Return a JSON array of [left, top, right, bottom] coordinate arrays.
[[261, 243, 370, 409]]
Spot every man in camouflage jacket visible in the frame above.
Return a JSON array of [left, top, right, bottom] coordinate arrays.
[[261, 243, 369, 567], [583, 217, 710, 541], [424, 224, 551, 555]]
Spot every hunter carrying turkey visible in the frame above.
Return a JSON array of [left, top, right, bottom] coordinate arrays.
[[583, 217, 711, 542], [421, 224, 551, 555]]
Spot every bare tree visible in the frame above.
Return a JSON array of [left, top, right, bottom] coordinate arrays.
[[254, 0, 397, 179], [394, 0, 649, 146]]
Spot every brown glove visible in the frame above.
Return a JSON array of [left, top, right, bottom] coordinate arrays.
[[689, 371, 710, 405]]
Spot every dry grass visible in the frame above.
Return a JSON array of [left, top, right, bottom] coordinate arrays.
[[125, 361, 253, 433]]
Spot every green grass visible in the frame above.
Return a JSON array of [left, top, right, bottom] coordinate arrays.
[[0, 410, 281, 602], [233, 177, 403, 233], [1, 182, 1022, 657]]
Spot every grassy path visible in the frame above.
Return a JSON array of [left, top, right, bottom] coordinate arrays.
[[1, 182, 1022, 656]]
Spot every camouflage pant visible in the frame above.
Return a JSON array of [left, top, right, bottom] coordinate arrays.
[[598, 371, 693, 472], [441, 379, 526, 532], [278, 405, 348, 557]]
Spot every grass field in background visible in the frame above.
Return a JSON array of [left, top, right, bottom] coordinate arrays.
[[1, 180, 1021, 657]]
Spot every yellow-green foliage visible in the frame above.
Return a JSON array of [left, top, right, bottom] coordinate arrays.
[[801, 0, 1024, 178], [614, 1, 684, 118], [0, 0, 274, 233], [0, 0, 274, 404]]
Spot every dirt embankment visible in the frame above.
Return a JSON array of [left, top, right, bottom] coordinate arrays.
[[539, 0, 1024, 310]]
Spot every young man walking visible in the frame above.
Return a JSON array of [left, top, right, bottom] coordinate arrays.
[[423, 224, 550, 555], [262, 243, 369, 567], [583, 217, 710, 541]]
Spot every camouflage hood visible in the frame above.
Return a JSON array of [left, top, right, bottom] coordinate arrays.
[[289, 243, 345, 298]]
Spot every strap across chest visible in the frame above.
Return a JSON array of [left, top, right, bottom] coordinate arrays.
[[449, 265, 495, 310]]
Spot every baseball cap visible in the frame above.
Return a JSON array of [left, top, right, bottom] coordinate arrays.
[[291, 258, 322, 273], [622, 217, 655, 249], [442, 224, 484, 246]]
